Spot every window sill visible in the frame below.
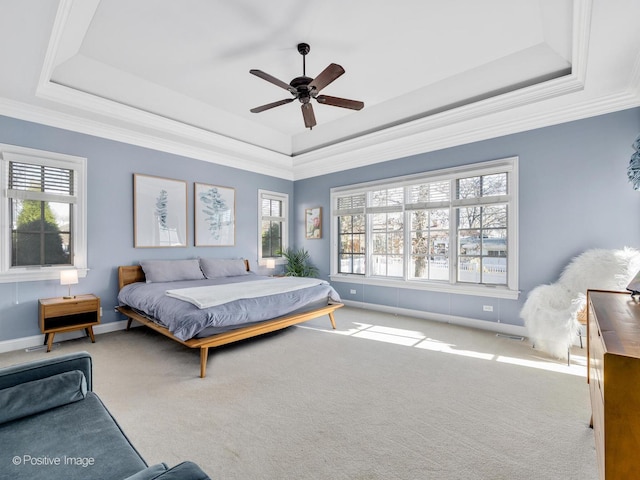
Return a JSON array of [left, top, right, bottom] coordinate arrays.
[[257, 259, 286, 268], [329, 274, 520, 300], [0, 268, 89, 284]]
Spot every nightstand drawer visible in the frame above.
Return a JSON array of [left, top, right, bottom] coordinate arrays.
[[43, 299, 99, 317]]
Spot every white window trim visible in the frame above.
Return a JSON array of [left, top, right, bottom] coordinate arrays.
[[330, 157, 519, 299], [0, 144, 87, 283], [257, 189, 289, 267]]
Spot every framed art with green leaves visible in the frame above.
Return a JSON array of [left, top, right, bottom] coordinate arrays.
[[133, 174, 187, 248], [194, 183, 235, 246]]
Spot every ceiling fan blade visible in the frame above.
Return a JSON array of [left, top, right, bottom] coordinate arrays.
[[250, 69, 295, 93], [250, 98, 294, 113], [308, 63, 345, 93], [316, 95, 364, 110], [301, 103, 316, 129]]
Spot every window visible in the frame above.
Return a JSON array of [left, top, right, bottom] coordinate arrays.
[[337, 194, 365, 274], [258, 189, 288, 265], [338, 213, 366, 274], [0, 145, 87, 283], [406, 180, 450, 282], [331, 158, 518, 299], [455, 173, 509, 285]]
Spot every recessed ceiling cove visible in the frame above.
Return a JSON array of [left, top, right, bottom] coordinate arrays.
[[46, 0, 572, 156]]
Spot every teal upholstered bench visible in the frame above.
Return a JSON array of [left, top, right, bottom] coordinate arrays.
[[0, 351, 210, 480]]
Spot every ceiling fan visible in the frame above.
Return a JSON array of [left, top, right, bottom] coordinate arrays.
[[249, 43, 364, 129]]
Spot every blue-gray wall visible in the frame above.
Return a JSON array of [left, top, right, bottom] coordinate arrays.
[[0, 115, 293, 342], [0, 107, 638, 344], [294, 107, 640, 326]]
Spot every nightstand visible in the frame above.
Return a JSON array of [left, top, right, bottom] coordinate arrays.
[[38, 294, 101, 352]]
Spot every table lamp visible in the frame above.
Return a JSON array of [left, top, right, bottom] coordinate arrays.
[[60, 269, 78, 299]]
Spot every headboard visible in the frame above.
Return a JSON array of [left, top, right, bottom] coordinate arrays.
[[118, 266, 146, 291], [117, 259, 251, 291]]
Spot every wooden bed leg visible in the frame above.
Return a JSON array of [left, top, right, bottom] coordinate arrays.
[[200, 347, 209, 378], [126, 318, 133, 330], [329, 311, 337, 330]]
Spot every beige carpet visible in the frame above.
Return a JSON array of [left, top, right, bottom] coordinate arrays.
[[0, 307, 597, 480]]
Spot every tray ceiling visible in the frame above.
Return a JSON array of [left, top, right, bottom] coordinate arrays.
[[0, 0, 639, 179]]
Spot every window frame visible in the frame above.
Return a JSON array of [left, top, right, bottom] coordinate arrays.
[[330, 157, 519, 299], [257, 189, 289, 267], [0, 144, 87, 283]]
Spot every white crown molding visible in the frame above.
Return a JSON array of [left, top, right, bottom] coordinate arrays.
[[7, 74, 637, 186], [571, 0, 593, 84], [291, 73, 585, 180], [0, 96, 295, 180], [38, 80, 292, 163], [292, 89, 640, 180], [10, 77, 636, 185], [36, 66, 586, 183], [628, 44, 640, 99], [36, 0, 85, 88]]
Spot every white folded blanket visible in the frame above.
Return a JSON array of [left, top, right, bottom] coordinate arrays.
[[165, 277, 328, 309]]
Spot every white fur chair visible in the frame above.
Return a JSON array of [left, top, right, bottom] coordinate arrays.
[[520, 247, 640, 361]]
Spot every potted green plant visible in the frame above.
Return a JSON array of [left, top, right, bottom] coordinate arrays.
[[278, 247, 319, 277]]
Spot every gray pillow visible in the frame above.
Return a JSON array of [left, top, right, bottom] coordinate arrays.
[[0, 370, 87, 424], [140, 259, 204, 283], [199, 258, 248, 278]]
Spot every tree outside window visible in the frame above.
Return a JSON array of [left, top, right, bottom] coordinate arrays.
[[11, 199, 71, 266]]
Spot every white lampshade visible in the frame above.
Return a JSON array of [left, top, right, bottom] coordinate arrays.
[[60, 269, 78, 299], [60, 269, 79, 286], [266, 259, 276, 269]]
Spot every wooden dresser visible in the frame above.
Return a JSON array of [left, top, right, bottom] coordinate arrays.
[[587, 289, 640, 479]]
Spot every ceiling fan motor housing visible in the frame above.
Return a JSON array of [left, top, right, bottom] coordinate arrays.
[[290, 75, 314, 102]]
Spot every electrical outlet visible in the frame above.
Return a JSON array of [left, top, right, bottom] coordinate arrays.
[[350, 289, 357, 295], [483, 305, 493, 312], [99, 307, 103, 316]]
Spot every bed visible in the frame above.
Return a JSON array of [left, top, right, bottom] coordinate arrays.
[[115, 258, 343, 378]]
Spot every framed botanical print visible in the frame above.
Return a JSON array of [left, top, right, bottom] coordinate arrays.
[[134, 174, 187, 248], [305, 207, 322, 239], [194, 183, 235, 246]]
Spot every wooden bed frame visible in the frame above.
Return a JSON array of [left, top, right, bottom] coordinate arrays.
[[115, 264, 343, 378]]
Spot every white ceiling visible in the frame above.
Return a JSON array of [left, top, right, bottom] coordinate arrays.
[[0, 0, 639, 180]]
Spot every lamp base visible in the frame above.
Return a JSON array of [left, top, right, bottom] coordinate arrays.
[[63, 295, 76, 300]]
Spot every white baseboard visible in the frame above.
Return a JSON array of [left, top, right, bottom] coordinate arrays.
[[341, 300, 529, 338], [0, 304, 531, 355], [0, 319, 132, 354]]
